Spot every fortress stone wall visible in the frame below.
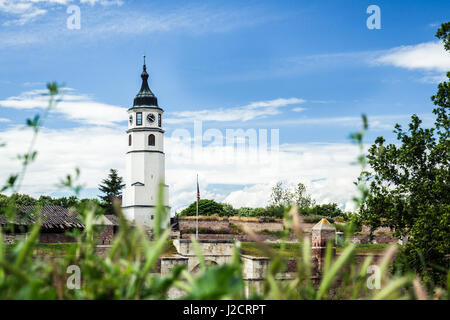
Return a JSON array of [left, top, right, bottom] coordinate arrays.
[[178, 217, 284, 233]]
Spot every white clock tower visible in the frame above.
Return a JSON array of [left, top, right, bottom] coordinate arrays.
[[122, 57, 169, 229]]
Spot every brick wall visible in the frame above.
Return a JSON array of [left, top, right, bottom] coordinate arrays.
[[97, 225, 114, 245], [178, 218, 284, 234], [160, 257, 188, 276], [39, 232, 77, 243], [3, 234, 16, 244], [179, 219, 230, 232], [361, 225, 392, 234], [181, 233, 249, 241], [231, 220, 284, 233]]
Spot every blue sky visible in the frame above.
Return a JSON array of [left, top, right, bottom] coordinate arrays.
[[0, 0, 449, 213]]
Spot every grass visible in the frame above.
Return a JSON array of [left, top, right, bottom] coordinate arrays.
[[182, 227, 230, 234], [230, 216, 281, 222], [257, 229, 285, 238], [178, 215, 228, 221], [302, 215, 335, 224], [241, 242, 301, 257], [338, 243, 391, 255], [178, 215, 282, 222]]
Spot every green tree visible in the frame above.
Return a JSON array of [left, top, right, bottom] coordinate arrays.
[[361, 22, 450, 285], [221, 203, 238, 216], [98, 169, 125, 215], [7, 194, 37, 208], [270, 181, 314, 209], [179, 199, 226, 217], [292, 182, 315, 208], [237, 207, 255, 217], [51, 196, 79, 208], [37, 195, 53, 206], [270, 181, 285, 206], [306, 203, 343, 218]]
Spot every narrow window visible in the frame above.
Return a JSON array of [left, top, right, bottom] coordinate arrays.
[[136, 112, 142, 126], [128, 134, 132, 146], [148, 134, 155, 146], [158, 114, 161, 127]]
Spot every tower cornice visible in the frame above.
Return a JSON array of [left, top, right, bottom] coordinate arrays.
[[126, 127, 165, 134], [128, 106, 164, 112]]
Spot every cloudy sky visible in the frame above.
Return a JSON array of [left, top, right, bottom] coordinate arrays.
[[0, 0, 449, 214]]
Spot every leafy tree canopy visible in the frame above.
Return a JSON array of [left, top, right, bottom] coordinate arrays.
[[179, 199, 228, 217], [303, 203, 344, 218], [0, 193, 103, 216], [361, 22, 450, 285], [270, 181, 315, 208]]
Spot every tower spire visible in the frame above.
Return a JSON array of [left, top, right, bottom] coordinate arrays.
[[133, 55, 158, 107]]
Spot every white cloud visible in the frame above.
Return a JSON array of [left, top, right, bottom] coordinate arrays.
[[166, 98, 305, 123], [376, 41, 450, 72], [291, 107, 306, 112], [419, 74, 448, 84], [0, 88, 126, 126], [1, 90, 306, 127], [2, 8, 47, 26], [0, 0, 69, 25], [0, 2, 275, 48], [0, 123, 362, 214], [0, 125, 126, 195], [0, 117, 10, 123], [269, 113, 434, 131], [0, 0, 123, 26]]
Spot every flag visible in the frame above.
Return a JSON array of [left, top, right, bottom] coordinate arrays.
[[196, 175, 200, 203]]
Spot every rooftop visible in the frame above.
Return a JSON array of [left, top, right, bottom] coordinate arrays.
[[0, 205, 119, 230]]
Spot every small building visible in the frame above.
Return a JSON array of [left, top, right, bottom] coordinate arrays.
[[0, 205, 119, 245]]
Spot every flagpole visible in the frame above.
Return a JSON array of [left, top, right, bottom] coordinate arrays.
[[196, 174, 199, 240]]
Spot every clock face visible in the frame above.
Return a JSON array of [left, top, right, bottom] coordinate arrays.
[[129, 115, 133, 124], [147, 113, 155, 123]]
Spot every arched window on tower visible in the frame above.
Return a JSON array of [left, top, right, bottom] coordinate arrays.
[[148, 134, 155, 146], [128, 134, 132, 146]]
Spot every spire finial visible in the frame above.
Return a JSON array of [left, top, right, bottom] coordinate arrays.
[[143, 54, 146, 66]]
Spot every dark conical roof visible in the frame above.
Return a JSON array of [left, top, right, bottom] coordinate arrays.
[[133, 58, 158, 107]]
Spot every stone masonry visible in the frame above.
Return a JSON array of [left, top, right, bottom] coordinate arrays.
[[311, 218, 336, 274]]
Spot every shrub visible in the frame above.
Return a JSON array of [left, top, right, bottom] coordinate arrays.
[[263, 205, 285, 218], [179, 199, 226, 217], [302, 215, 335, 224], [222, 203, 238, 216], [301, 203, 343, 218]]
